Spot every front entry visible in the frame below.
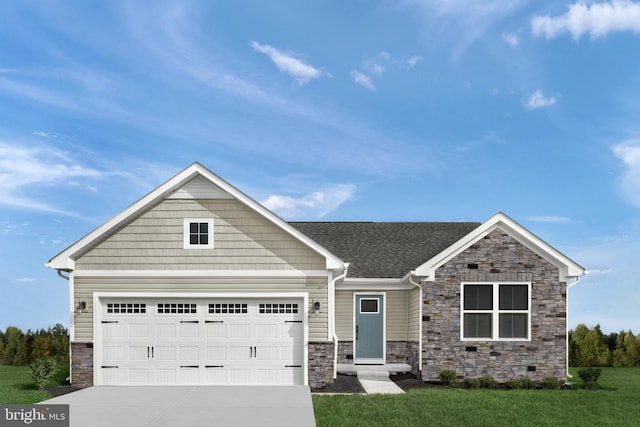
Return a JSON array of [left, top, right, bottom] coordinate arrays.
[[354, 294, 385, 364]]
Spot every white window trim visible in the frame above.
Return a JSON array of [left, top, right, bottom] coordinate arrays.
[[460, 282, 532, 342], [183, 218, 214, 249]]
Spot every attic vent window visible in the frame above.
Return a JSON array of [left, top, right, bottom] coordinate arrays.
[[183, 218, 214, 249]]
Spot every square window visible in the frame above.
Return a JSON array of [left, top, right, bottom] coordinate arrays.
[[360, 299, 379, 313], [184, 218, 214, 249]]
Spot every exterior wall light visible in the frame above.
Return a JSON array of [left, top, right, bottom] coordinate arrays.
[[77, 301, 87, 314], [313, 301, 321, 314]]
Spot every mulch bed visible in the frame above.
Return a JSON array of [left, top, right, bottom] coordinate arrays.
[[44, 385, 83, 397], [312, 373, 366, 393]]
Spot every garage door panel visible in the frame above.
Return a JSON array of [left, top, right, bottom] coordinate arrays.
[[156, 323, 176, 338], [100, 298, 305, 386]]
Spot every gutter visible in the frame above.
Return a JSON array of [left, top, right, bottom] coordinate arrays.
[[566, 274, 584, 379], [330, 263, 349, 379], [408, 271, 423, 377]]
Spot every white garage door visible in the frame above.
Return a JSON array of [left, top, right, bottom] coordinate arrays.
[[99, 298, 304, 385]]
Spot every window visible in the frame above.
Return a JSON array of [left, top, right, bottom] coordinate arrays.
[[360, 298, 379, 314], [259, 303, 299, 314], [462, 283, 530, 340], [157, 303, 197, 314], [183, 218, 214, 249], [106, 303, 146, 314], [209, 303, 248, 314]]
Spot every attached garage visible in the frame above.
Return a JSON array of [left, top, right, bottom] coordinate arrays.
[[95, 296, 306, 386]]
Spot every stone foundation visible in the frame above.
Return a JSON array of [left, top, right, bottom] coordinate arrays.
[[71, 342, 93, 388], [308, 341, 335, 389], [336, 340, 419, 374]]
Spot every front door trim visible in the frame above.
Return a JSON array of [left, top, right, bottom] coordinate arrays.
[[353, 292, 386, 364]]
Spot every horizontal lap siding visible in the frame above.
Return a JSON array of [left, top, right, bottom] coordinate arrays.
[[334, 290, 410, 341], [73, 276, 329, 342], [75, 199, 325, 271], [408, 287, 420, 341]]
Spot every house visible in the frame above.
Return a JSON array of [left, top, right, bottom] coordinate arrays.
[[47, 163, 586, 389]]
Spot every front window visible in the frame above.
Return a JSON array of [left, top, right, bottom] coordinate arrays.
[[183, 218, 214, 249], [462, 283, 530, 340]]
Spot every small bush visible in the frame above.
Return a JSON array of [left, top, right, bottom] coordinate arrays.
[[29, 358, 60, 390], [464, 378, 481, 389], [505, 378, 535, 390], [479, 376, 496, 389], [439, 370, 457, 386], [577, 367, 602, 389], [541, 377, 564, 390]]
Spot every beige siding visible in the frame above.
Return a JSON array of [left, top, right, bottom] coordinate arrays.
[[334, 290, 410, 341], [335, 291, 353, 340], [386, 291, 408, 341], [407, 287, 420, 341], [73, 275, 328, 342], [75, 199, 326, 271]]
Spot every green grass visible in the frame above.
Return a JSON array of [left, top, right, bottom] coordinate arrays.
[[0, 364, 69, 404], [313, 368, 640, 426]]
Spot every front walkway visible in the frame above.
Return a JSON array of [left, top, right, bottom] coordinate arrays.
[[338, 363, 411, 394], [41, 386, 315, 427]]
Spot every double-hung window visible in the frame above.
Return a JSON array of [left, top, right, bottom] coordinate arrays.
[[461, 282, 531, 340], [183, 218, 214, 249]]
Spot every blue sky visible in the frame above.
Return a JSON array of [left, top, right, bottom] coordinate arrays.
[[1, 0, 640, 334]]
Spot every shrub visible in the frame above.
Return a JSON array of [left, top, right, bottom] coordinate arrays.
[[505, 378, 535, 390], [479, 376, 496, 389], [439, 370, 457, 386], [541, 377, 564, 390], [577, 367, 602, 389], [464, 378, 481, 389], [29, 358, 60, 390]]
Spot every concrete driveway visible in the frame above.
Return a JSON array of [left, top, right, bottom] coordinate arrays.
[[41, 386, 315, 427]]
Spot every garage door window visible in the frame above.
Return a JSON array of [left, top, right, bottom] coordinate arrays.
[[208, 303, 248, 314], [157, 303, 197, 314], [259, 303, 299, 314], [106, 303, 146, 314]]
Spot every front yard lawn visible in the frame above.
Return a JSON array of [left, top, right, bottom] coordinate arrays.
[[0, 365, 69, 404], [313, 368, 640, 426]]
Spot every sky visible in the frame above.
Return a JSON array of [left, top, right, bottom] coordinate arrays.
[[1, 0, 640, 335]]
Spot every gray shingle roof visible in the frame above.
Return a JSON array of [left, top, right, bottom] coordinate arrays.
[[289, 222, 480, 278]]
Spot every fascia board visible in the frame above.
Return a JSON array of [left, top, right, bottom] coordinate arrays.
[[415, 212, 586, 281], [47, 162, 344, 271]]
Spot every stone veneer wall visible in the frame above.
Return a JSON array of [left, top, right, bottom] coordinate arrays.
[[336, 340, 419, 375], [71, 342, 93, 388], [308, 341, 335, 389], [422, 229, 567, 382]]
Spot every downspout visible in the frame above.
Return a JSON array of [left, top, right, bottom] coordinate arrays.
[[408, 272, 423, 377], [566, 275, 582, 379], [331, 263, 350, 379]]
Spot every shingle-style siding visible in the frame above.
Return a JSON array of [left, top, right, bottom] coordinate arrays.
[[422, 228, 567, 382], [73, 275, 329, 342], [75, 199, 326, 271]]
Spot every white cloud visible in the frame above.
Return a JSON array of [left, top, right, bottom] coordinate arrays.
[[531, 1, 640, 40], [0, 141, 105, 215], [525, 215, 573, 224], [350, 70, 376, 91], [261, 184, 356, 219], [405, 55, 424, 68], [17, 277, 36, 282], [523, 89, 557, 110], [250, 41, 330, 85], [501, 31, 519, 47], [612, 139, 640, 208]]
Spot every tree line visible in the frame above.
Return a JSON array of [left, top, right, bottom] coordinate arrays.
[[570, 324, 640, 367], [0, 324, 69, 366]]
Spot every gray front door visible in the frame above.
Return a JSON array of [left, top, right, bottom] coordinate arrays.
[[355, 294, 384, 363]]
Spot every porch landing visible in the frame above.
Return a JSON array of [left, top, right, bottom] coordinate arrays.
[[337, 363, 412, 375]]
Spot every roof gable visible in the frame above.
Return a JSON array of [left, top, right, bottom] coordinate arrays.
[[414, 212, 586, 281], [47, 163, 344, 271]]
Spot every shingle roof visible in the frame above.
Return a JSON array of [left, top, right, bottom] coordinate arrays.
[[289, 222, 480, 278]]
